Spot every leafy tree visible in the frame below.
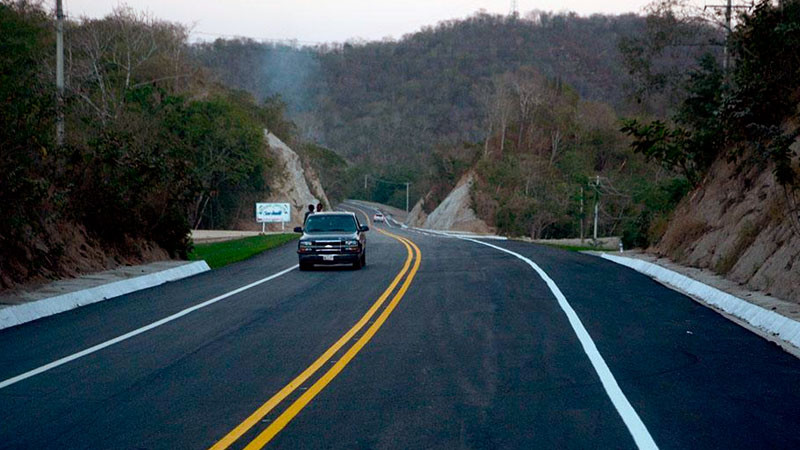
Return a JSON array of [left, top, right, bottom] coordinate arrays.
[[724, 0, 800, 188], [165, 94, 267, 229], [621, 53, 724, 187], [0, 2, 295, 288], [0, 1, 56, 286]]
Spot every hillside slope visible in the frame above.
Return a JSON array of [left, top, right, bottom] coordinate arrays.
[[418, 172, 491, 233], [195, 12, 655, 166], [655, 154, 800, 304], [236, 130, 330, 229]]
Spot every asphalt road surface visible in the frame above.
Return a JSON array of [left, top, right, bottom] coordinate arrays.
[[1, 201, 799, 449]]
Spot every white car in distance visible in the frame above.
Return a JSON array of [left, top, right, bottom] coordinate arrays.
[[373, 213, 386, 223]]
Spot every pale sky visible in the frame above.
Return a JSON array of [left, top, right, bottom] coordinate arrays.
[[63, 0, 654, 44]]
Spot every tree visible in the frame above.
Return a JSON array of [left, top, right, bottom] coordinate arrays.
[[166, 95, 266, 229], [0, 1, 56, 287], [66, 6, 193, 125], [618, 0, 724, 114], [510, 67, 548, 149]]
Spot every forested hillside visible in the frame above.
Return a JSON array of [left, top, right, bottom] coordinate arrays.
[[199, 8, 720, 241], [196, 12, 650, 166], [627, 0, 800, 301], [0, 3, 298, 289], [5, 0, 795, 294]]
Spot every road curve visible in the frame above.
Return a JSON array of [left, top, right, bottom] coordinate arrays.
[[0, 202, 799, 449]]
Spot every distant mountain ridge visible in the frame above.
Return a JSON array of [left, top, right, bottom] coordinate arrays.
[[195, 12, 647, 164]]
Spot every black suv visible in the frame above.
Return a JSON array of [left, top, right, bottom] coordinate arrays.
[[294, 212, 369, 270]]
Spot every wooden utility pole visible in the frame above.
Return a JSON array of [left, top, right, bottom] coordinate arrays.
[[704, 0, 750, 72], [56, 0, 65, 146], [405, 183, 410, 213], [580, 186, 585, 243], [592, 175, 600, 244], [724, 0, 732, 71]]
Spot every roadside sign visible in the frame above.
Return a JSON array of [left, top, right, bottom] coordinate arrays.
[[256, 203, 291, 223]]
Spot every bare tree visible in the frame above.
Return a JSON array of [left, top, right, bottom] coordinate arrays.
[[511, 67, 547, 150], [475, 75, 515, 157], [66, 7, 193, 124], [492, 74, 515, 156]]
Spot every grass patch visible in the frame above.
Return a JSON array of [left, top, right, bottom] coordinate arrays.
[[714, 221, 759, 275], [189, 233, 299, 269], [540, 243, 614, 252]]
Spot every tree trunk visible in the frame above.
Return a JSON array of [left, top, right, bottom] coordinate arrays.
[[550, 130, 561, 166], [193, 194, 210, 230], [500, 122, 507, 155]]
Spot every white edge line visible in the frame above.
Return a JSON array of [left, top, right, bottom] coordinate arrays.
[[413, 227, 508, 240], [0, 264, 298, 390], [463, 238, 658, 450]]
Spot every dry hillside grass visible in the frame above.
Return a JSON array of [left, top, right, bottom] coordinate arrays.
[[655, 157, 800, 304]]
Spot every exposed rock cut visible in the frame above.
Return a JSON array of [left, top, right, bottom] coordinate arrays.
[[655, 154, 800, 304], [238, 130, 330, 229], [406, 194, 429, 227], [423, 171, 491, 233]]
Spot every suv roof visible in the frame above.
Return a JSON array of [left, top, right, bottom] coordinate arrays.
[[311, 211, 356, 217]]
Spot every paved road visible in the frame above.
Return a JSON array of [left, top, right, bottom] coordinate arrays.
[[1, 202, 799, 449]]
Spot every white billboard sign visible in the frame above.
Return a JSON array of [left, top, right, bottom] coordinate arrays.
[[256, 203, 291, 223]]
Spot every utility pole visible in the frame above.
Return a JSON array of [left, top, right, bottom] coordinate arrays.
[[704, 0, 749, 72], [56, 0, 65, 146], [724, 0, 731, 71], [364, 174, 368, 191], [579, 186, 585, 244], [405, 182, 410, 213], [592, 175, 600, 244]]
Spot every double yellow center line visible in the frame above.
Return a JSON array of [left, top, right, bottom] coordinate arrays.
[[210, 218, 421, 449]]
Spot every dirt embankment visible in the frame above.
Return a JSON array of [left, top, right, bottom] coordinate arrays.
[[0, 222, 168, 293], [236, 130, 330, 229], [420, 171, 492, 233], [406, 194, 429, 227], [655, 155, 800, 304]]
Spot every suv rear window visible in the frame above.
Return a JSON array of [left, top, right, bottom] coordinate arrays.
[[305, 215, 358, 233]]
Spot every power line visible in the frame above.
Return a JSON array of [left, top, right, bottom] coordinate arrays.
[[365, 175, 409, 186], [363, 175, 412, 212], [193, 31, 324, 47]]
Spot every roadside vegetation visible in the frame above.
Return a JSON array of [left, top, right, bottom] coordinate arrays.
[[188, 234, 298, 269], [3, 0, 797, 289], [196, 1, 798, 251], [0, 2, 298, 289], [621, 0, 800, 241], [195, 9, 697, 243], [538, 244, 615, 253]]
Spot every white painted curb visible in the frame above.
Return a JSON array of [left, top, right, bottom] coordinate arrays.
[[0, 261, 211, 331], [600, 253, 800, 350]]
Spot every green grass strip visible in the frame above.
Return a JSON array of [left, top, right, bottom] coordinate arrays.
[[189, 233, 299, 269], [539, 243, 615, 252]]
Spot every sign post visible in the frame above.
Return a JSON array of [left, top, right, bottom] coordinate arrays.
[[256, 203, 291, 233]]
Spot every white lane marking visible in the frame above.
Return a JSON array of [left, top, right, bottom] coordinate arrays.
[[463, 238, 658, 450], [0, 265, 298, 390]]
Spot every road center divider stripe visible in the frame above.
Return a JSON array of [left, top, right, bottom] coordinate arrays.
[[0, 265, 299, 391], [210, 231, 415, 449], [462, 238, 658, 450], [243, 233, 421, 449]]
